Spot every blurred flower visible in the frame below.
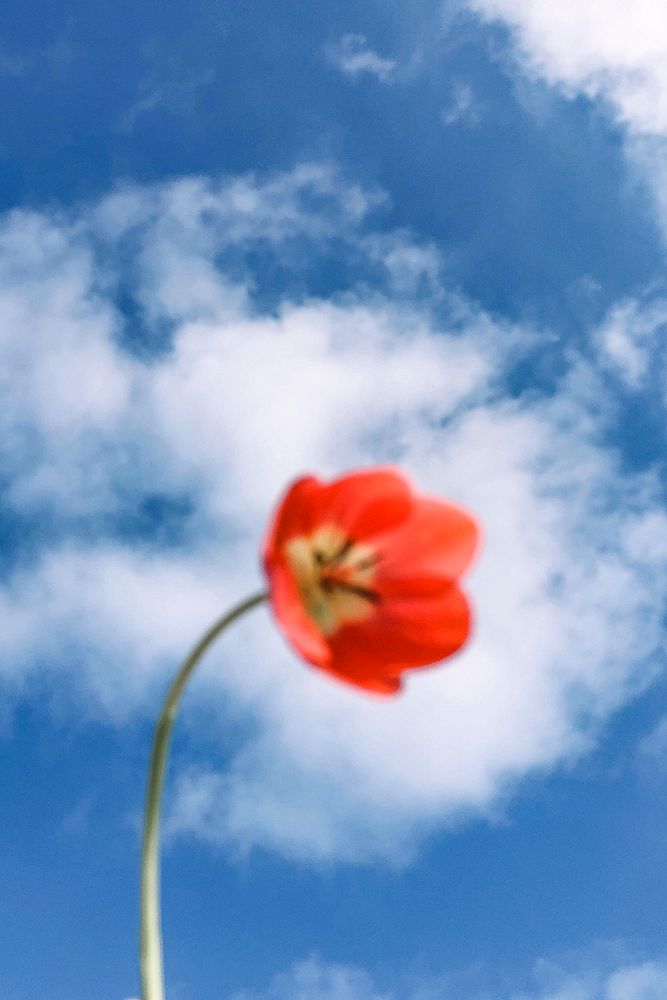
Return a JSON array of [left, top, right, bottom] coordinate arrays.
[[263, 467, 480, 694]]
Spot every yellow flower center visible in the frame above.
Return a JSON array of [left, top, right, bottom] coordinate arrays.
[[284, 524, 380, 635]]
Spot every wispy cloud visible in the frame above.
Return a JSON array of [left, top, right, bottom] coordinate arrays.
[[441, 82, 482, 126], [234, 953, 667, 1000], [595, 291, 667, 390], [234, 956, 388, 1000], [516, 959, 667, 1000], [117, 68, 216, 135], [326, 34, 396, 82]]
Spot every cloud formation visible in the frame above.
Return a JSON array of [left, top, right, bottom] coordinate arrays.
[[236, 953, 667, 1000], [594, 292, 667, 390], [464, 1, 667, 331], [1, 163, 666, 862], [469, 0, 667, 137], [441, 82, 482, 126], [234, 956, 387, 1000], [326, 34, 396, 82]]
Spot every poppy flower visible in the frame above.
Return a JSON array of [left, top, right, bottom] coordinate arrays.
[[262, 467, 480, 695]]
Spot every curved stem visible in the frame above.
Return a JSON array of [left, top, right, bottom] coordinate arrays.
[[140, 590, 269, 1000]]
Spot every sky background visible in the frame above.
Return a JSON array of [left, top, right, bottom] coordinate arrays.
[[2, 2, 667, 999]]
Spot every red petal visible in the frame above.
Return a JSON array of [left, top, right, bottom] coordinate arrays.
[[377, 497, 480, 581], [262, 475, 324, 563], [313, 662, 402, 696], [327, 581, 472, 687], [266, 562, 331, 668], [318, 467, 414, 540]]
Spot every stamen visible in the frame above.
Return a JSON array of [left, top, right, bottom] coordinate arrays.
[[352, 554, 379, 571], [321, 578, 381, 604], [328, 539, 354, 565]]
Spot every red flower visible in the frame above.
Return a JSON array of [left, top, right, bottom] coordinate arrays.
[[263, 467, 480, 695]]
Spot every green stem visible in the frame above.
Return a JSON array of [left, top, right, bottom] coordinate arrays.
[[140, 590, 269, 1000]]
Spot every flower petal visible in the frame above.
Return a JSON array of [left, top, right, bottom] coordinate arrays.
[[314, 662, 402, 696], [266, 562, 331, 667], [262, 467, 480, 696], [263, 475, 324, 560], [326, 581, 472, 689], [318, 467, 414, 540], [377, 497, 480, 581]]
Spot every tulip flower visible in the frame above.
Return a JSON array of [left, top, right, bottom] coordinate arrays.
[[263, 468, 479, 693], [138, 467, 480, 1000]]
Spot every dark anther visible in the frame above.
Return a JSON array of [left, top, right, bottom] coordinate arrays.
[[353, 554, 378, 571], [328, 539, 353, 565]]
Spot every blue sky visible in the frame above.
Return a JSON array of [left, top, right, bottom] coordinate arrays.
[[3, 2, 667, 1000]]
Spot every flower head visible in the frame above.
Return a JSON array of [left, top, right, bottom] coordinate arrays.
[[263, 467, 480, 695]]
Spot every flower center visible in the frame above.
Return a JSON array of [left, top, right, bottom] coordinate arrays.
[[284, 525, 380, 635]]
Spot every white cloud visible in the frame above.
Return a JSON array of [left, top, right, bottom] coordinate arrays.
[[362, 231, 443, 296], [606, 961, 667, 1000], [234, 956, 389, 1000], [326, 34, 396, 82], [441, 82, 482, 126], [234, 954, 667, 1000], [469, 0, 667, 137], [0, 163, 666, 863], [595, 293, 667, 389], [515, 959, 667, 1000], [464, 0, 667, 255], [237, 955, 667, 1000]]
